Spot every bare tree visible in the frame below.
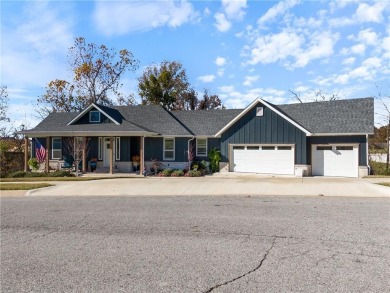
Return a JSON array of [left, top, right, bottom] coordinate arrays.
[[63, 137, 90, 176], [289, 88, 340, 103], [373, 85, 390, 171]]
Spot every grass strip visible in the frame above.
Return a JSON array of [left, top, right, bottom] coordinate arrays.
[[378, 182, 390, 187], [0, 177, 131, 182], [0, 183, 53, 190]]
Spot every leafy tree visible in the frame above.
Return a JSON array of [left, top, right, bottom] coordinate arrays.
[[138, 61, 190, 110], [38, 37, 139, 114], [198, 89, 223, 110]]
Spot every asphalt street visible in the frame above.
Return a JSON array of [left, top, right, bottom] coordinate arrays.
[[1, 196, 390, 292]]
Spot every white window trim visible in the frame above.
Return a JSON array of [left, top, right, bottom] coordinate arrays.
[[89, 110, 101, 123], [163, 137, 175, 161], [115, 137, 120, 160], [98, 137, 103, 160], [196, 138, 208, 157], [52, 137, 62, 159]]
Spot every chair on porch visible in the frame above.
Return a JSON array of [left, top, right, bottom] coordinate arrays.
[[61, 157, 74, 170]]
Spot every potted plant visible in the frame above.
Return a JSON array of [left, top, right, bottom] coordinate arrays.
[[132, 155, 140, 172]]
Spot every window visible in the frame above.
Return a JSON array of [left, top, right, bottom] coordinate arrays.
[[278, 146, 292, 150], [164, 138, 175, 160], [89, 110, 100, 123], [196, 138, 207, 156], [262, 146, 275, 150], [52, 137, 62, 159], [247, 146, 259, 150], [98, 137, 103, 160], [336, 146, 353, 151], [256, 107, 264, 116], [317, 146, 332, 150], [115, 137, 121, 160], [233, 146, 245, 150]]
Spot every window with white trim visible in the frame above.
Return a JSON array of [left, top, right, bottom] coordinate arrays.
[[196, 138, 207, 156], [115, 137, 120, 160], [52, 137, 62, 159], [98, 137, 103, 160], [163, 138, 175, 160], [89, 110, 100, 123]]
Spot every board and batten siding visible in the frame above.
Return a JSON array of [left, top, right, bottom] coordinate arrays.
[[220, 102, 307, 164], [144, 137, 190, 162], [308, 136, 367, 166]]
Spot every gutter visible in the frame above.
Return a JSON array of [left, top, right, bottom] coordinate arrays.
[[366, 134, 371, 175]]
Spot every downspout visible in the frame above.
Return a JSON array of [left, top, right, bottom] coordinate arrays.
[[366, 134, 370, 175], [188, 137, 195, 169]]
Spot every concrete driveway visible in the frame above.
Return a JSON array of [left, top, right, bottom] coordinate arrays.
[[20, 174, 390, 197]]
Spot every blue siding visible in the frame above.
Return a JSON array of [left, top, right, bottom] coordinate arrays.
[[220, 102, 307, 164], [144, 137, 191, 162], [308, 136, 367, 166], [193, 138, 221, 161]]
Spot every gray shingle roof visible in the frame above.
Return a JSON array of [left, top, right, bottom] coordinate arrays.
[[276, 97, 374, 134], [24, 97, 374, 136], [172, 109, 243, 136]]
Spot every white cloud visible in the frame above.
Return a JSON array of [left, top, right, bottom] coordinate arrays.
[[93, 1, 198, 35], [215, 57, 227, 66], [198, 75, 216, 83], [342, 57, 356, 65], [258, 0, 300, 26], [329, 1, 390, 27], [358, 29, 379, 46], [214, 13, 231, 32], [217, 68, 225, 77], [204, 7, 211, 17], [222, 0, 247, 20], [248, 31, 303, 65], [351, 44, 366, 55], [1, 2, 72, 88], [362, 57, 381, 68], [355, 2, 388, 23], [243, 75, 260, 87], [294, 32, 337, 67]]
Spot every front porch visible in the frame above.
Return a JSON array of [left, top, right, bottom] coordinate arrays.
[[27, 135, 145, 175]]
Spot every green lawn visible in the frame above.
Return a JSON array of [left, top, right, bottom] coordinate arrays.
[[0, 177, 130, 182], [0, 183, 53, 190], [378, 182, 390, 187]]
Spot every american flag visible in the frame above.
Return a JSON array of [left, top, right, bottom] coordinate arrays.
[[35, 140, 46, 164]]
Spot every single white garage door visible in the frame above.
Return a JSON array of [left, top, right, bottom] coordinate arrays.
[[232, 145, 294, 175], [312, 145, 358, 178]]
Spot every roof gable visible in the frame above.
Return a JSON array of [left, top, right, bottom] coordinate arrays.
[[67, 103, 121, 125], [215, 98, 312, 137]]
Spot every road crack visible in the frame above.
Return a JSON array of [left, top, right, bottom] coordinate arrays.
[[203, 237, 277, 293]]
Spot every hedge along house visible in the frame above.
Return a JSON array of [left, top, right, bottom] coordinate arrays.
[[20, 97, 374, 178]]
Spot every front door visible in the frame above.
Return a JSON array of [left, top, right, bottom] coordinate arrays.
[[103, 139, 111, 167]]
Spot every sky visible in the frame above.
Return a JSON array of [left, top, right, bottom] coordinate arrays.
[[1, 0, 390, 131]]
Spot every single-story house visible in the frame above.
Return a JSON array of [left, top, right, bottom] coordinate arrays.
[[20, 97, 374, 178]]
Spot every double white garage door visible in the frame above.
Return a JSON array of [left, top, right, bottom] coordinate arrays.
[[232, 144, 359, 177], [232, 145, 294, 175], [312, 145, 358, 178]]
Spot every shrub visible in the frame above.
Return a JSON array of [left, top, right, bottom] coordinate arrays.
[[160, 168, 173, 177], [7, 170, 75, 178], [28, 158, 40, 171], [185, 170, 202, 177], [7, 171, 28, 178], [48, 170, 75, 177], [370, 160, 390, 176], [171, 169, 184, 177], [208, 147, 221, 173]]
